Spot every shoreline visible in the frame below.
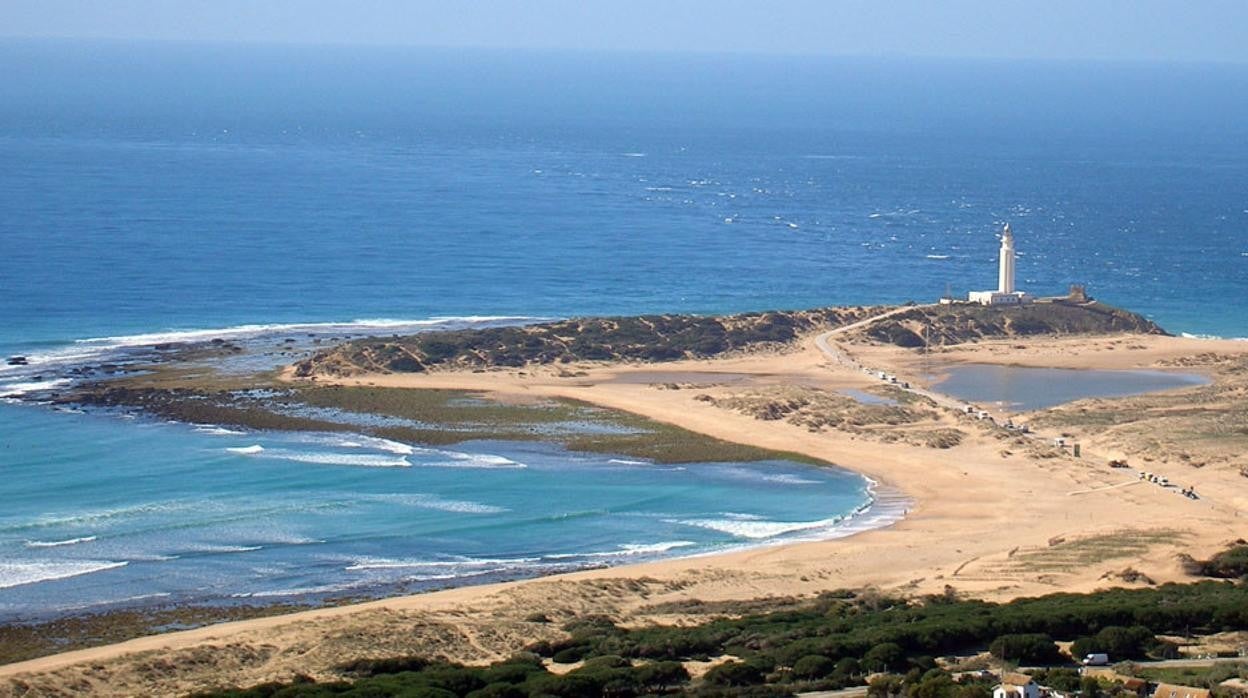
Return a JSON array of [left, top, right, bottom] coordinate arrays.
[[0, 404, 907, 618], [4, 321, 1248, 695]]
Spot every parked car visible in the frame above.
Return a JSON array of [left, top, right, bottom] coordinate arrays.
[[1082, 653, 1110, 666]]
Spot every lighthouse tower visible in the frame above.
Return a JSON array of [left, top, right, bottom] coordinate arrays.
[[998, 223, 1016, 293], [968, 223, 1032, 306]]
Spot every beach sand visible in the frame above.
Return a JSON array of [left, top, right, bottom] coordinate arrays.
[[4, 330, 1247, 696]]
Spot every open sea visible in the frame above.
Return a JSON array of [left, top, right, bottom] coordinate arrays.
[[1, 40, 1246, 619]]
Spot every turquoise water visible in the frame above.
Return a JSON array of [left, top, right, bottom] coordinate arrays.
[[0, 406, 882, 620], [1, 41, 1246, 618], [931, 365, 1209, 412]]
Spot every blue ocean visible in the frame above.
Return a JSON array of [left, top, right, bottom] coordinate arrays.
[[1, 40, 1246, 619]]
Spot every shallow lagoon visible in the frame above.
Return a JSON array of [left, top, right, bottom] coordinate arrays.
[[931, 364, 1208, 412]]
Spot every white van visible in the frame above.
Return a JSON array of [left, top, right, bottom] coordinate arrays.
[[1082, 653, 1109, 666]]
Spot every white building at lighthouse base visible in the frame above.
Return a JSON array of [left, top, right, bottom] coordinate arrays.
[[968, 290, 1032, 306]]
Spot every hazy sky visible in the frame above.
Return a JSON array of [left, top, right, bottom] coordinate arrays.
[[3, 0, 1247, 64]]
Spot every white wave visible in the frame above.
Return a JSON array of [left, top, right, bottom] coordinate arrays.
[[925, 254, 950, 260], [227, 444, 265, 455], [24, 535, 97, 548], [226, 445, 410, 467], [195, 425, 246, 436], [275, 432, 417, 455], [180, 544, 263, 554], [344, 555, 540, 572], [275, 452, 410, 467], [545, 540, 698, 561], [0, 560, 128, 590], [672, 515, 844, 539], [72, 316, 540, 349], [425, 451, 524, 469], [616, 541, 696, 555], [330, 435, 414, 455], [358, 493, 507, 514], [0, 378, 72, 396], [762, 474, 821, 486], [232, 582, 359, 599], [622, 152, 646, 157], [1180, 332, 1248, 341], [607, 458, 648, 466]]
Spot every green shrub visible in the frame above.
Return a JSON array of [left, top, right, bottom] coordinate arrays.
[[1201, 545, 1248, 579], [551, 646, 588, 664], [863, 643, 907, 672], [704, 660, 768, 687], [1070, 626, 1156, 660], [792, 654, 836, 680], [465, 683, 527, 698], [988, 633, 1062, 664]]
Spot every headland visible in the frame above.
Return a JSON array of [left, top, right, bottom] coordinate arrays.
[[3, 299, 1247, 697]]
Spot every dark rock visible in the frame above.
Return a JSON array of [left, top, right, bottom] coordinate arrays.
[[6, 356, 28, 366]]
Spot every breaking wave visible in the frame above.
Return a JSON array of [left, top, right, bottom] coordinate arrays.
[[672, 515, 847, 540], [356, 493, 507, 514], [24, 536, 97, 548], [226, 446, 410, 468], [0, 560, 128, 590]]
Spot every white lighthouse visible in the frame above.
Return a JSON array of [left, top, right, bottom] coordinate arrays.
[[998, 223, 1016, 294], [969, 223, 1032, 306]]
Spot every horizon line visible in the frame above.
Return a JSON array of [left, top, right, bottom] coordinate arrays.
[[3, 34, 1247, 69]]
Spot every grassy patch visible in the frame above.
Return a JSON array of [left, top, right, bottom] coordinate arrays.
[[991, 530, 1183, 575], [1135, 663, 1248, 688]]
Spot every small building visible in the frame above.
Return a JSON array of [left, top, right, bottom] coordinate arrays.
[[1119, 678, 1149, 697], [994, 672, 1040, 698], [1151, 684, 1211, 698]]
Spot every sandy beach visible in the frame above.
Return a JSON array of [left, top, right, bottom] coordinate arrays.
[[4, 327, 1247, 697]]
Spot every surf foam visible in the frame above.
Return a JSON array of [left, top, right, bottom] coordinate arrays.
[[24, 536, 97, 548], [672, 515, 846, 539], [0, 560, 128, 590], [226, 446, 410, 468], [358, 493, 507, 514]]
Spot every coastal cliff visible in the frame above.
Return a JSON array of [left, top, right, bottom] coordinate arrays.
[[294, 301, 1165, 377]]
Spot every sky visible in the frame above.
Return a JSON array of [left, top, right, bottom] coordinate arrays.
[[2, 0, 1247, 64]]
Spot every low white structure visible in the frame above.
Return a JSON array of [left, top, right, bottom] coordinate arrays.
[[994, 673, 1041, 698], [969, 223, 1033, 306]]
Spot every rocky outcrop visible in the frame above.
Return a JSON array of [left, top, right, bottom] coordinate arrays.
[[852, 301, 1166, 348], [294, 307, 886, 377]]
